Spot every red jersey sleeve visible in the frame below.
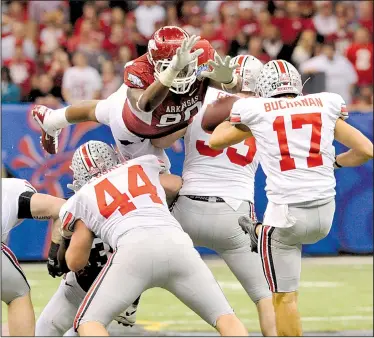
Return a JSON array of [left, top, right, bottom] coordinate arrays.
[[123, 55, 155, 89]]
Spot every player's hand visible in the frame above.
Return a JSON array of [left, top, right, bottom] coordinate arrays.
[[170, 35, 204, 72], [201, 54, 240, 84], [47, 242, 65, 278]]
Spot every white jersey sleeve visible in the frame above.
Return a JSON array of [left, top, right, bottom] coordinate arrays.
[[229, 97, 260, 127], [180, 87, 259, 208], [2, 178, 38, 242], [61, 155, 180, 248], [95, 84, 129, 126], [94, 84, 171, 170], [321, 92, 349, 121]]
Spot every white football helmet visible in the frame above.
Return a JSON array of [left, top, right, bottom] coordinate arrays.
[[255, 59, 302, 98], [231, 55, 263, 93], [68, 141, 121, 191]]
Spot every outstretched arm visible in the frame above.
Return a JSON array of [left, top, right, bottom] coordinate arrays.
[[209, 121, 252, 150], [334, 118, 373, 167]]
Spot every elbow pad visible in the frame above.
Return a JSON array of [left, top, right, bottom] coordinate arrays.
[[17, 191, 36, 219]]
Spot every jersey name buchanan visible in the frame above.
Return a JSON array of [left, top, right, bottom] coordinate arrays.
[[165, 95, 200, 113]]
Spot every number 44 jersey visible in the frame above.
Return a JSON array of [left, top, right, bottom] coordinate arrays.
[[230, 92, 348, 204], [180, 87, 259, 209], [59, 155, 181, 249]]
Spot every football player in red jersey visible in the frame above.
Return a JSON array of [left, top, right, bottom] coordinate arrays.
[[31, 26, 241, 155]]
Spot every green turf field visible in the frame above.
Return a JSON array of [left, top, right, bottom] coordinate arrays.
[[2, 257, 373, 334]]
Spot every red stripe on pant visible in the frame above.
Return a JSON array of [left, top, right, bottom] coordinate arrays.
[[73, 249, 116, 331], [261, 226, 275, 292], [1, 243, 22, 270]]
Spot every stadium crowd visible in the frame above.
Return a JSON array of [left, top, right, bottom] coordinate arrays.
[[1, 0, 373, 109]]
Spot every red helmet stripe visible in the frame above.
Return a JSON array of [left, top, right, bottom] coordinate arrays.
[[79, 144, 94, 171], [276, 60, 287, 74]]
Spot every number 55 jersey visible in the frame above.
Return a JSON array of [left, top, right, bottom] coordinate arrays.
[[230, 92, 348, 205], [180, 86, 259, 210], [59, 155, 181, 249]]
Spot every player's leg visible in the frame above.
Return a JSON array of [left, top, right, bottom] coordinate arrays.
[[173, 197, 276, 335], [258, 198, 335, 336], [163, 228, 248, 336], [74, 231, 154, 336], [36, 272, 85, 336], [1, 244, 35, 336]]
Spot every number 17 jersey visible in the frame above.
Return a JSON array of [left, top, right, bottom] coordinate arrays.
[[230, 92, 348, 204]]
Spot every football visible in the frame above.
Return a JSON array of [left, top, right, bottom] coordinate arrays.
[[201, 96, 240, 132]]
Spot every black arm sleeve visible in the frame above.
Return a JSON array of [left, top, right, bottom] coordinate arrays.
[[17, 191, 36, 219]]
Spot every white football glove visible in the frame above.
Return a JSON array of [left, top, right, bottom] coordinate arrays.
[[170, 35, 204, 72], [201, 54, 240, 84]]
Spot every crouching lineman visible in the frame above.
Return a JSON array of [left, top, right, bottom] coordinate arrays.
[[2, 178, 65, 336], [59, 140, 248, 336], [208, 59, 374, 336], [152, 55, 276, 336], [36, 234, 140, 336]]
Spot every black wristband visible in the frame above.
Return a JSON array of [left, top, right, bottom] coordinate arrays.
[[334, 157, 342, 168]]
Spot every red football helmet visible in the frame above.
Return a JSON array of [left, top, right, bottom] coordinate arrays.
[[148, 26, 198, 94]]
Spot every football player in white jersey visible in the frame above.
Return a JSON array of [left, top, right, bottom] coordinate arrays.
[[59, 140, 248, 336], [208, 59, 373, 336], [30, 84, 182, 205], [152, 55, 276, 336], [2, 178, 65, 336], [36, 235, 140, 336]]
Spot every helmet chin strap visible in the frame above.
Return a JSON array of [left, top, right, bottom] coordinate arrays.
[[300, 77, 311, 96]]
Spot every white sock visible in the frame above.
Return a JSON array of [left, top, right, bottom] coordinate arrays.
[[45, 107, 71, 131]]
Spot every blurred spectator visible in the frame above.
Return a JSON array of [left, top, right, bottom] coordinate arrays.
[[272, 1, 314, 45], [1, 66, 21, 103], [102, 24, 136, 61], [67, 20, 100, 53], [1, 21, 36, 60], [300, 42, 358, 103], [62, 52, 102, 103], [73, 1, 99, 36], [238, 2, 258, 36], [115, 45, 133, 79], [204, 1, 224, 17], [3, 45, 36, 99], [79, 33, 109, 71], [101, 61, 121, 99], [346, 27, 373, 87], [165, 3, 179, 26], [134, 1, 166, 39], [312, 1, 338, 36], [182, 5, 202, 36], [292, 30, 317, 68], [200, 15, 228, 56], [28, 1, 66, 23], [263, 24, 293, 61], [28, 74, 63, 108], [349, 85, 373, 112], [2, 1, 28, 38], [45, 48, 71, 88], [247, 36, 271, 64], [218, 5, 241, 43], [256, 8, 272, 36], [39, 11, 67, 55], [326, 16, 354, 55], [358, 1, 373, 33]]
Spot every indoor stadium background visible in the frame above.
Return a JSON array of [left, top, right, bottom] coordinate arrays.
[[1, 0, 373, 335]]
